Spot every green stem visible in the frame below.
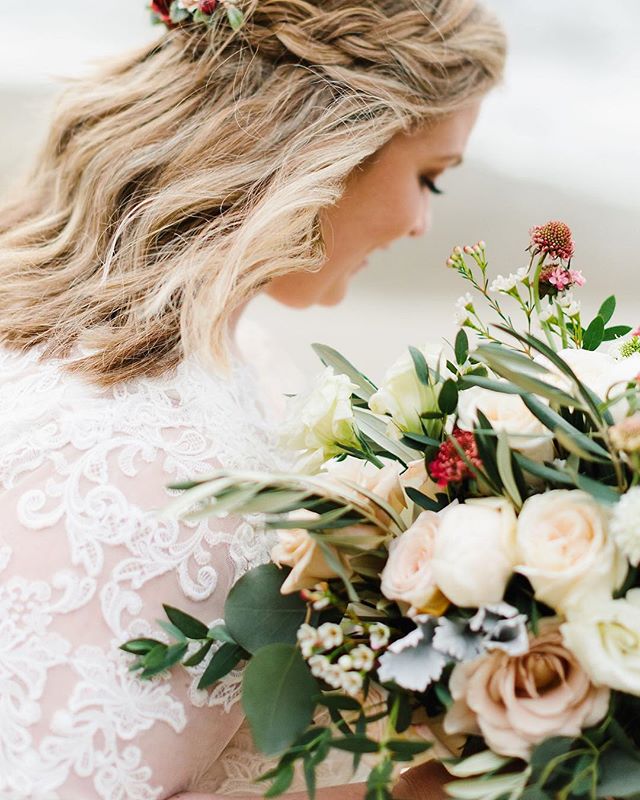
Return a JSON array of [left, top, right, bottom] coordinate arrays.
[[532, 255, 557, 350]]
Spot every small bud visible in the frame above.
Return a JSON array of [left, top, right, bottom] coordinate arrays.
[[453, 246, 463, 255], [463, 245, 474, 255]]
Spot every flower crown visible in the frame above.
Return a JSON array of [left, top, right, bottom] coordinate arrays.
[[150, 1, 245, 32]]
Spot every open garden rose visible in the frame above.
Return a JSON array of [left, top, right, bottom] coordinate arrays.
[[515, 490, 627, 612], [369, 344, 442, 435], [457, 386, 554, 463], [380, 511, 448, 615], [444, 619, 610, 760], [561, 588, 640, 695], [431, 497, 517, 607], [271, 514, 354, 594]]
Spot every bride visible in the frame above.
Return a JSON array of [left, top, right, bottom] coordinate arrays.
[[0, 1, 505, 797]]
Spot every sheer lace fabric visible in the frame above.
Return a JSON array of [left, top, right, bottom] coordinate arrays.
[[0, 342, 359, 799]]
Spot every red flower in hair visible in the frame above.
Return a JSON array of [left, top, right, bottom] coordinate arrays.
[[150, 0, 172, 25]]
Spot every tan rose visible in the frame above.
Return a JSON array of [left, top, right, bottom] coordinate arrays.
[[380, 511, 449, 615], [515, 490, 627, 612], [444, 619, 610, 760], [271, 513, 353, 594]]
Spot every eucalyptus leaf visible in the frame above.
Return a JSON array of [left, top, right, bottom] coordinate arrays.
[[225, 563, 308, 653], [554, 426, 610, 463], [242, 644, 319, 756], [596, 748, 640, 797]]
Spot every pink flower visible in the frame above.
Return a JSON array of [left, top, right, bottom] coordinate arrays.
[[428, 429, 483, 488], [530, 220, 575, 261], [444, 619, 610, 760], [568, 269, 585, 287], [539, 265, 586, 297]]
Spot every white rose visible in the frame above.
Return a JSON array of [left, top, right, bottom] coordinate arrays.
[[552, 349, 640, 422], [369, 344, 442, 435], [457, 386, 554, 463], [431, 497, 518, 608], [515, 490, 627, 613], [380, 511, 448, 615], [320, 456, 407, 520], [561, 589, 640, 695], [281, 367, 360, 472]]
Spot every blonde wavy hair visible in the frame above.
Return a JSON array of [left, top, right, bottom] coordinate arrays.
[[0, 0, 505, 386]]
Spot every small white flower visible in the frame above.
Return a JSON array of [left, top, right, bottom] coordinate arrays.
[[611, 488, 640, 566], [350, 644, 375, 672], [337, 654, 354, 670], [538, 306, 555, 323], [454, 293, 474, 326], [297, 624, 318, 658], [340, 671, 364, 697], [323, 664, 343, 689], [308, 654, 330, 678], [557, 291, 581, 317], [369, 623, 390, 651], [489, 267, 528, 293], [313, 596, 330, 610], [317, 622, 343, 650]]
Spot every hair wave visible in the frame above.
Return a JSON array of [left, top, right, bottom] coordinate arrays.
[[0, 0, 506, 385]]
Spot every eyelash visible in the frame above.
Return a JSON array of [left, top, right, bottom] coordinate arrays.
[[420, 176, 444, 195]]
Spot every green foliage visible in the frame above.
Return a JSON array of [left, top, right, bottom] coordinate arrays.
[[409, 346, 430, 385], [224, 563, 309, 654], [438, 379, 459, 414], [312, 343, 378, 402], [242, 644, 319, 756], [455, 328, 470, 365]]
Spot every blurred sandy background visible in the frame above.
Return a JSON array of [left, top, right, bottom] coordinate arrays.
[[1, 1, 638, 392]]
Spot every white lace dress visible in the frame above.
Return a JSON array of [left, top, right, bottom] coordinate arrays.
[[0, 339, 358, 800]]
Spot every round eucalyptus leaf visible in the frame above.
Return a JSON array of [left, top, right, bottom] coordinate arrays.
[[242, 643, 318, 756], [225, 563, 307, 654]]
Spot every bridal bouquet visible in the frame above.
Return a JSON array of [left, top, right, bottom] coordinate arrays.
[[124, 221, 640, 800]]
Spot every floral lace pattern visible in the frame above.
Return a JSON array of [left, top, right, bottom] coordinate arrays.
[[0, 342, 315, 799]]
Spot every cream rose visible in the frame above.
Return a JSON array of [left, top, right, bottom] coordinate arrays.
[[320, 456, 407, 522], [515, 490, 627, 612], [457, 386, 554, 463], [271, 520, 353, 594], [380, 511, 448, 615], [561, 588, 640, 695], [444, 619, 610, 760], [431, 497, 517, 608], [281, 367, 360, 473], [369, 344, 442, 435]]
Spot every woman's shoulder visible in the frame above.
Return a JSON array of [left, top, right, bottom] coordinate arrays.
[[0, 341, 286, 490]]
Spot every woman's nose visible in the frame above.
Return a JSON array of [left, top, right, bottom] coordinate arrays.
[[409, 198, 432, 238]]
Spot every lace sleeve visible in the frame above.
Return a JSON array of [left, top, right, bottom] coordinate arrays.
[[0, 348, 283, 799]]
